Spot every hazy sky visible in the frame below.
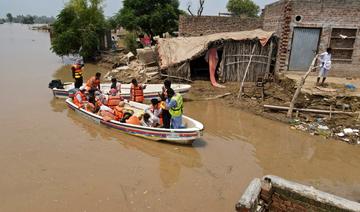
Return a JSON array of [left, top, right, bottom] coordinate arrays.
[[0, 0, 277, 17]]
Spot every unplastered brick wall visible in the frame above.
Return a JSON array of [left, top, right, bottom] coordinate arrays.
[[178, 15, 262, 37], [262, 0, 360, 75], [235, 175, 360, 212]]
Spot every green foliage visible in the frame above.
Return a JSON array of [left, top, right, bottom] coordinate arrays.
[[51, 0, 107, 59], [123, 32, 139, 53], [107, 16, 118, 30], [116, 0, 181, 36], [22, 15, 34, 24], [6, 13, 13, 22], [226, 0, 260, 17]]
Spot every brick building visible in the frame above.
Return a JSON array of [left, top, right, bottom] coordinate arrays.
[[263, 0, 360, 76], [178, 15, 262, 37]]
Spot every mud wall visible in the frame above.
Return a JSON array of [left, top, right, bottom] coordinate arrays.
[[178, 15, 262, 37], [262, 0, 360, 76]]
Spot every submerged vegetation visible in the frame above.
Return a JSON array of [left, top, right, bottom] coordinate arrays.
[[50, 0, 107, 60]]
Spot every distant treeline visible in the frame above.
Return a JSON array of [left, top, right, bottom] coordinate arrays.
[[2, 13, 55, 24]]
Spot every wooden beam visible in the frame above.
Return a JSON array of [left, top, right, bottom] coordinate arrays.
[[225, 60, 269, 66], [264, 40, 274, 80], [238, 44, 256, 98], [287, 55, 318, 118], [264, 105, 357, 115], [226, 54, 269, 59]]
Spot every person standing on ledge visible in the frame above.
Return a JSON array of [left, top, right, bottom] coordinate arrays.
[[71, 59, 84, 89], [317, 48, 332, 86]]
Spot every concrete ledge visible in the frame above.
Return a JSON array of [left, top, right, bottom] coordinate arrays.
[[264, 175, 360, 211], [235, 178, 262, 211]]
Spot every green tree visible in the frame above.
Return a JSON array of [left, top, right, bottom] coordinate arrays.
[[6, 13, 13, 22], [51, 0, 107, 60], [22, 15, 35, 24], [226, 0, 260, 17], [116, 0, 180, 37]]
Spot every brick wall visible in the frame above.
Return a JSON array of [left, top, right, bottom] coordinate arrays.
[[178, 15, 262, 37], [236, 175, 360, 212], [262, 0, 360, 76]]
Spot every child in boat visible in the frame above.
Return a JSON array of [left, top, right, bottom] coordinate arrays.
[[141, 113, 160, 127], [114, 101, 125, 121], [145, 98, 163, 126], [110, 78, 121, 93]]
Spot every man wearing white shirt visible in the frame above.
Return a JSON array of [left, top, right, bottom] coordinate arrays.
[[317, 48, 332, 86]]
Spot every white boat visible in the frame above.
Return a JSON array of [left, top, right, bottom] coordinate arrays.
[[52, 82, 191, 99], [66, 99, 204, 145]]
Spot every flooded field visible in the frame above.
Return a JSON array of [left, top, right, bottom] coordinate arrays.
[[0, 24, 360, 212]]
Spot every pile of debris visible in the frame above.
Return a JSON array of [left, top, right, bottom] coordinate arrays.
[[99, 47, 161, 84]]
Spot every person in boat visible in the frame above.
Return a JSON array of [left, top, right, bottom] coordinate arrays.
[[163, 79, 171, 96], [86, 72, 101, 91], [145, 98, 163, 126], [98, 104, 116, 121], [158, 80, 171, 128], [73, 87, 87, 108], [141, 113, 159, 127], [130, 79, 146, 103], [114, 101, 126, 121], [166, 88, 184, 129], [126, 114, 141, 125], [71, 59, 84, 89], [110, 78, 121, 94], [106, 88, 123, 108], [86, 89, 103, 113]]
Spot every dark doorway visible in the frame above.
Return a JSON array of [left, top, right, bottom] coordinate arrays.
[[190, 49, 223, 80]]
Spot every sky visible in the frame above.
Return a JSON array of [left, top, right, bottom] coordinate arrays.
[[0, 0, 278, 18]]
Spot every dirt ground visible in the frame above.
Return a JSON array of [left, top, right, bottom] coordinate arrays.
[[97, 51, 360, 145]]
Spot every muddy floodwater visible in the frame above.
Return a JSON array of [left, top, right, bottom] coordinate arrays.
[[1, 24, 360, 212]]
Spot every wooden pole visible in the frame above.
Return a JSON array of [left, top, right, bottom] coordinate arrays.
[[264, 105, 356, 115], [264, 40, 274, 80], [238, 44, 256, 98], [287, 55, 318, 118]]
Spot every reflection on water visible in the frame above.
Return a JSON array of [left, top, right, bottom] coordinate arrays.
[[55, 99, 203, 188]]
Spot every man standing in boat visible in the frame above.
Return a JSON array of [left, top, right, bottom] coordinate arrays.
[[166, 88, 184, 129], [86, 72, 101, 91], [71, 59, 84, 89]]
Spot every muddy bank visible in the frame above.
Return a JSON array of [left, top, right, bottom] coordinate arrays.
[[95, 51, 360, 145], [187, 78, 360, 145]]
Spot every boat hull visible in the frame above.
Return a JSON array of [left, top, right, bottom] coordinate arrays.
[[66, 99, 203, 145]]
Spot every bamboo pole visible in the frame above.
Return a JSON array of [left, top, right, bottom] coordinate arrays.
[[264, 105, 356, 115], [287, 55, 318, 118], [238, 44, 256, 98], [264, 40, 274, 80]]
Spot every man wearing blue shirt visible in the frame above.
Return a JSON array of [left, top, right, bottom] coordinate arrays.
[[166, 88, 184, 129]]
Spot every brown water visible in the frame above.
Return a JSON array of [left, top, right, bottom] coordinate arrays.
[[0, 24, 360, 212]]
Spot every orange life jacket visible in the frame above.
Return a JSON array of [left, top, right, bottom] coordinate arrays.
[[126, 116, 141, 125], [72, 65, 83, 79], [86, 76, 101, 90], [73, 91, 87, 108], [106, 95, 122, 108], [130, 84, 144, 103], [114, 106, 124, 121]]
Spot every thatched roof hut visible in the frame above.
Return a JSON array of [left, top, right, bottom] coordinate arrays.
[[157, 29, 277, 82]]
